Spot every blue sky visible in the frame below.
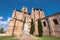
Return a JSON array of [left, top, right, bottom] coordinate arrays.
[[0, 0, 60, 30], [0, 0, 60, 20]]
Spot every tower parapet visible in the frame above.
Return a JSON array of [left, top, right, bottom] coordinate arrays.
[[21, 6, 28, 13]]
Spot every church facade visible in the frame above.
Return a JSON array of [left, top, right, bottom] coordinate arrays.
[[6, 7, 60, 37]]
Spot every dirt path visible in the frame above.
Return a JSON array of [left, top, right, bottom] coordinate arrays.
[[15, 34, 38, 40]]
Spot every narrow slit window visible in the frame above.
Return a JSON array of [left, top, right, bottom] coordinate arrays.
[[43, 21, 46, 26]]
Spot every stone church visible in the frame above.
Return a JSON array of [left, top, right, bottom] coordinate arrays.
[[6, 7, 60, 37]]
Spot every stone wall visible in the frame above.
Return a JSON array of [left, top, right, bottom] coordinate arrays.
[[6, 19, 15, 36], [41, 13, 60, 36], [41, 19, 49, 36], [48, 14, 60, 36]]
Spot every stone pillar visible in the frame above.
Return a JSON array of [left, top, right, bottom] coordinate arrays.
[[34, 21, 38, 36]]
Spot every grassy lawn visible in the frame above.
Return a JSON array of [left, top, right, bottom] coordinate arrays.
[[38, 36, 60, 40], [0, 36, 60, 40], [0, 36, 15, 40]]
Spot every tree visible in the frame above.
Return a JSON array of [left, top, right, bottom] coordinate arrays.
[[0, 27, 4, 33], [30, 18, 35, 35], [38, 19, 43, 37]]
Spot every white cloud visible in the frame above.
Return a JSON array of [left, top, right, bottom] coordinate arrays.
[[0, 21, 7, 24], [0, 17, 11, 24], [0, 17, 11, 31], [7, 17, 11, 22], [0, 16, 3, 19]]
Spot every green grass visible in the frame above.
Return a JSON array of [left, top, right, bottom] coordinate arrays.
[[38, 36, 60, 40], [0, 36, 15, 40], [0, 36, 60, 40]]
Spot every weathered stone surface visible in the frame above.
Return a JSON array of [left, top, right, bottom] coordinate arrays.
[[16, 34, 37, 40], [6, 7, 45, 36], [6, 19, 15, 36], [6, 7, 60, 37]]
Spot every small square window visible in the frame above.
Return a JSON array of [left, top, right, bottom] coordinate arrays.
[[43, 21, 46, 26], [53, 19, 58, 25]]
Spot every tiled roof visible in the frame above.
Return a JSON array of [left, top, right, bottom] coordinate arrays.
[[41, 12, 60, 20], [47, 12, 60, 17]]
